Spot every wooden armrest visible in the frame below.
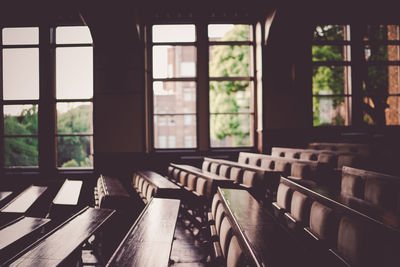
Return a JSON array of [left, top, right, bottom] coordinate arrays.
[[210, 225, 218, 241], [208, 212, 215, 224], [212, 241, 224, 263], [284, 212, 297, 223], [304, 227, 321, 241], [328, 249, 352, 267], [184, 186, 192, 192], [192, 191, 201, 198], [284, 212, 298, 230]]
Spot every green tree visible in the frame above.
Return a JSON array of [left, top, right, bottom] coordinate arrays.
[[209, 25, 251, 146], [4, 105, 38, 167], [57, 104, 92, 167], [312, 25, 347, 126]]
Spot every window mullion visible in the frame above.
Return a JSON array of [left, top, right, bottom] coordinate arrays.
[[197, 23, 210, 151]]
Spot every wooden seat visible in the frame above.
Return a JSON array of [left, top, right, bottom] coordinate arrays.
[[241, 170, 256, 188], [284, 191, 309, 231], [219, 164, 231, 178], [229, 167, 242, 183], [214, 204, 226, 235], [202, 161, 211, 172], [185, 174, 198, 192], [219, 217, 233, 257], [226, 235, 245, 267], [210, 162, 220, 174], [304, 201, 334, 245], [179, 171, 188, 187], [272, 183, 292, 217]]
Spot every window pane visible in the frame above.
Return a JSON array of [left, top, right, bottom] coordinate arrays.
[[313, 25, 350, 41], [57, 136, 93, 168], [4, 137, 38, 167], [2, 27, 39, 45], [210, 114, 253, 147], [152, 25, 195, 43], [362, 25, 399, 41], [208, 24, 252, 41], [4, 105, 38, 135], [209, 45, 252, 77], [313, 96, 350, 126], [210, 81, 252, 113], [57, 103, 93, 134], [362, 66, 400, 95], [154, 115, 196, 149], [313, 66, 351, 95], [56, 26, 93, 44], [2, 48, 39, 100], [152, 46, 196, 78], [56, 47, 93, 99], [363, 96, 400, 125], [153, 81, 196, 114], [312, 45, 350, 61], [364, 45, 399, 61]]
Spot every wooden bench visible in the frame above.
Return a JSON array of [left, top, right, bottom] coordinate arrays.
[[167, 163, 235, 240], [95, 175, 132, 211], [208, 187, 313, 266], [272, 146, 369, 171], [275, 177, 400, 267], [308, 142, 372, 156], [106, 198, 180, 267], [48, 179, 83, 219], [202, 157, 282, 202], [0, 216, 50, 264], [340, 166, 400, 222], [6, 207, 115, 266], [132, 170, 181, 204], [238, 152, 332, 187]]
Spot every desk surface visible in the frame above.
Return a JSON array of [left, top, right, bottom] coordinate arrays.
[[107, 198, 180, 267], [52, 179, 82, 205], [1, 186, 47, 214], [218, 187, 311, 267], [0, 217, 50, 251], [0, 191, 12, 202], [9, 207, 115, 267], [139, 171, 180, 190]]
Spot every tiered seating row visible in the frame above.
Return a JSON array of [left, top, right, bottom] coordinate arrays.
[[132, 170, 181, 204], [95, 175, 131, 210], [273, 176, 400, 267]]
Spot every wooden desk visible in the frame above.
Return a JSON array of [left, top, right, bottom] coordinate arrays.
[[107, 198, 180, 267], [1, 186, 47, 214], [8, 207, 115, 266], [49, 179, 83, 219], [218, 187, 311, 267], [137, 171, 181, 199]]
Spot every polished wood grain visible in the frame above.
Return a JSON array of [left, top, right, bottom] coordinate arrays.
[[52, 179, 82, 205], [9, 207, 115, 266], [218, 187, 311, 267], [138, 171, 180, 190], [1, 186, 47, 214], [107, 198, 180, 267], [0, 217, 50, 250]]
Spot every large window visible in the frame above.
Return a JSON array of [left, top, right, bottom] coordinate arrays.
[[152, 25, 197, 149], [312, 24, 400, 127], [312, 25, 351, 126], [1, 27, 39, 168], [150, 23, 256, 150], [362, 25, 400, 126], [0, 25, 93, 171], [55, 26, 93, 168], [208, 24, 254, 147]]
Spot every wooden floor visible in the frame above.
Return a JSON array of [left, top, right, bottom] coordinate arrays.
[[170, 219, 208, 267]]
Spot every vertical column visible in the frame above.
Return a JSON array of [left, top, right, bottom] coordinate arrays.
[[350, 24, 364, 127], [387, 25, 400, 125], [197, 23, 209, 151], [39, 24, 56, 176]]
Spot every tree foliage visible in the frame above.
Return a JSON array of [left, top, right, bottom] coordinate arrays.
[[4, 104, 92, 168], [209, 25, 251, 146]]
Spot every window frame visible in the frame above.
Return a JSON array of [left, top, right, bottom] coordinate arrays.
[[147, 22, 258, 152], [0, 24, 95, 174]]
